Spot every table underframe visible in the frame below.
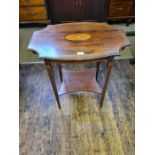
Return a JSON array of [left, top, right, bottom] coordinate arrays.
[[44, 57, 114, 109]]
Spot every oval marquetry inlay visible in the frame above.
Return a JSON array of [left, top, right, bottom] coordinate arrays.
[[65, 33, 92, 41]]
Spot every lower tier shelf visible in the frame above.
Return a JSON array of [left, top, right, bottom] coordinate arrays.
[[58, 68, 102, 96]]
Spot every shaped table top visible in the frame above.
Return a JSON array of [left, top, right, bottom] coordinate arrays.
[[27, 22, 130, 61]]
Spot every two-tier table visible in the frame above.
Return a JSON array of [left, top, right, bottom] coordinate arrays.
[[27, 22, 129, 109]]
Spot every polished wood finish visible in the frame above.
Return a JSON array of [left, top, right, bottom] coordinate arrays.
[[47, 0, 108, 23], [19, 60, 135, 155], [19, 0, 44, 6], [58, 68, 101, 95], [28, 22, 129, 61], [108, 1, 133, 17], [20, 7, 47, 21], [28, 22, 129, 109]]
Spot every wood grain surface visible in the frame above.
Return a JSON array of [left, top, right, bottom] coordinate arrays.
[[27, 22, 130, 61], [20, 60, 135, 155], [19, 0, 44, 6], [19, 7, 47, 21], [58, 68, 101, 95], [108, 2, 133, 17], [65, 33, 92, 41]]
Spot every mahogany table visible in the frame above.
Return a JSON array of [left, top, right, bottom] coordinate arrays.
[[27, 22, 129, 109]]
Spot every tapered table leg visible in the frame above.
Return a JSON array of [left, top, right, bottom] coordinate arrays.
[[58, 64, 63, 82], [44, 60, 61, 109], [100, 57, 113, 107], [96, 62, 100, 80]]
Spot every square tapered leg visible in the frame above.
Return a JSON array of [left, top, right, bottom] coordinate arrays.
[[100, 57, 113, 107], [44, 60, 61, 109]]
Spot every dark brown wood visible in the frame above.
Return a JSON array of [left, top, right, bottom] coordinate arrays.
[[58, 64, 63, 82], [58, 68, 101, 95], [96, 62, 100, 80], [110, 0, 132, 2], [100, 57, 114, 107], [27, 22, 129, 109], [107, 0, 135, 22], [47, 0, 108, 23], [80, 0, 107, 22], [27, 22, 130, 61], [44, 60, 61, 109], [44, 58, 107, 65], [19, 0, 135, 24], [108, 1, 133, 18], [47, 0, 81, 23]]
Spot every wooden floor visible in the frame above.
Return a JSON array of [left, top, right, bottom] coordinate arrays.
[[19, 60, 135, 155]]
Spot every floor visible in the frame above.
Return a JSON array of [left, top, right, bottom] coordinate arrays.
[[19, 60, 135, 155], [19, 23, 135, 63]]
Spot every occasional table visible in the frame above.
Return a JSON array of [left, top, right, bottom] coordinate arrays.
[[27, 22, 129, 109]]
